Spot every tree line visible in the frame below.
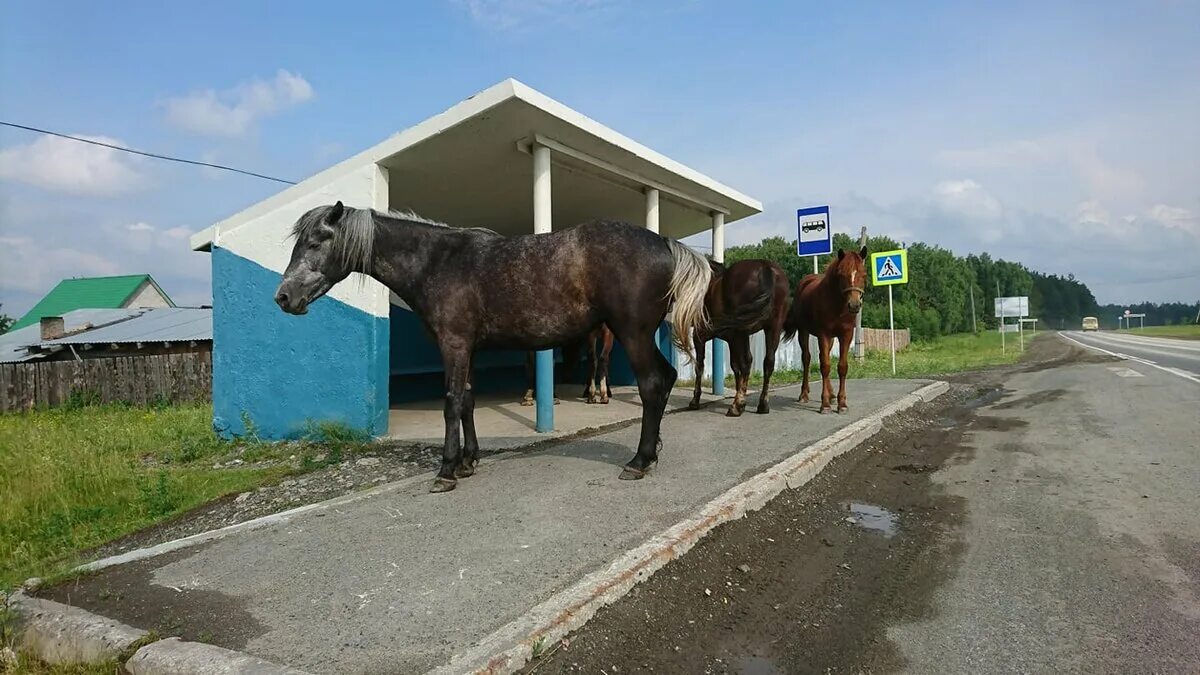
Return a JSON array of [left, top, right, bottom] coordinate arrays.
[[724, 235, 1198, 340]]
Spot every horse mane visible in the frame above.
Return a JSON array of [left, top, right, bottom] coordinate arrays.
[[291, 204, 500, 274]]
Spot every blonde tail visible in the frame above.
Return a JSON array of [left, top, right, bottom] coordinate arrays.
[[664, 239, 712, 356]]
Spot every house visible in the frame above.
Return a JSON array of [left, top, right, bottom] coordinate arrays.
[[10, 274, 174, 332], [0, 307, 211, 363]]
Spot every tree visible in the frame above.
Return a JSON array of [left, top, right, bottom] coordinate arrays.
[[0, 304, 13, 335]]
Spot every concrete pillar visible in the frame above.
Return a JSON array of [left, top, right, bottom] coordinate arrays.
[[645, 188, 660, 234], [710, 211, 726, 396], [533, 145, 554, 432]]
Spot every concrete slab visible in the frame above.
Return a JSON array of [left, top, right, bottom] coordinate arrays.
[[387, 385, 723, 448], [55, 379, 928, 674]]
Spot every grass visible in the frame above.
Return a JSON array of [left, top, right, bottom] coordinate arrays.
[[1116, 324, 1200, 340], [680, 330, 1028, 390], [0, 403, 370, 592]]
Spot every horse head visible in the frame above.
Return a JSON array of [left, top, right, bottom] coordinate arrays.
[[833, 245, 868, 315], [275, 201, 369, 314]]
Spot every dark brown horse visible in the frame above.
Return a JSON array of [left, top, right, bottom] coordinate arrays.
[[521, 323, 615, 405], [689, 259, 791, 416], [276, 203, 711, 492], [783, 247, 867, 414]]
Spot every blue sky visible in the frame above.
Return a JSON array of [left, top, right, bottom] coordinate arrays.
[[2, 0, 1198, 317]]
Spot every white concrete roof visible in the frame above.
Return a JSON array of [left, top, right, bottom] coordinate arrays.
[[192, 78, 761, 249]]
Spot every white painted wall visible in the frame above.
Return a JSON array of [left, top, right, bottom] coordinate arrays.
[[214, 163, 390, 318], [676, 334, 855, 382], [124, 281, 171, 308]]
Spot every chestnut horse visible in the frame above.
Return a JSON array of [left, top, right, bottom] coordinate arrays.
[[521, 323, 615, 405], [689, 259, 791, 416], [783, 246, 867, 414], [276, 203, 711, 492]]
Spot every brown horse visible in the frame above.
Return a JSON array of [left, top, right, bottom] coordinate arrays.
[[783, 246, 867, 414], [521, 324, 615, 405], [689, 259, 791, 416]]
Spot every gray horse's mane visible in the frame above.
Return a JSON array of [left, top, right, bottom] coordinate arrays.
[[291, 204, 498, 274]]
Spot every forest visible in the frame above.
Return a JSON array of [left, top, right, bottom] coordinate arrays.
[[723, 234, 1199, 340]]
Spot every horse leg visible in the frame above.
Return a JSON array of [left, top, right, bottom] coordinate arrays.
[[598, 326, 613, 404], [757, 326, 780, 414], [836, 329, 852, 413], [457, 361, 480, 478], [799, 331, 812, 403], [521, 351, 535, 406], [689, 328, 707, 410], [726, 335, 750, 417], [818, 334, 834, 414], [432, 341, 470, 493], [619, 333, 675, 480], [585, 329, 600, 403]]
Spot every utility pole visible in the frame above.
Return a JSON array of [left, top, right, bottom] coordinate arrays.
[[969, 285, 977, 334], [855, 226, 867, 360]]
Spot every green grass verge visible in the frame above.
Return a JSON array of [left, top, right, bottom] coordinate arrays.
[[1115, 324, 1200, 340], [0, 403, 369, 592], [680, 330, 1028, 390]]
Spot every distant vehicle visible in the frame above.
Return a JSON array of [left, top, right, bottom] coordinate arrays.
[[802, 219, 826, 233], [1082, 316, 1099, 331]]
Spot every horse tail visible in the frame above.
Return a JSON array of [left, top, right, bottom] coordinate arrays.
[[782, 275, 812, 343], [664, 239, 712, 355], [710, 265, 776, 336]]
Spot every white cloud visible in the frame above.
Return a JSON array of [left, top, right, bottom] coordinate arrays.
[[932, 179, 1003, 221], [0, 134, 146, 195], [0, 237, 121, 294], [163, 70, 315, 137], [1147, 204, 1198, 235], [453, 0, 623, 31], [126, 222, 155, 232]]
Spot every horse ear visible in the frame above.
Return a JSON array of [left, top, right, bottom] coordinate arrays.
[[837, 248, 845, 260], [328, 201, 345, 225], [859, 245, 868, 259]]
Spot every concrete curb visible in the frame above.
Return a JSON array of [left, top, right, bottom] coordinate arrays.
[[8, 592, 148, 665], [434, 380, 949, 675], [125, 637, 311, 675]]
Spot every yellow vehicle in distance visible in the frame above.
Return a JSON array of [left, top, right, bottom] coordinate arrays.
[[1082, 316, 1099, 331]]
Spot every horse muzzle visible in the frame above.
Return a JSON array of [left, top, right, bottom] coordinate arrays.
[[274, 289, 310, 315]]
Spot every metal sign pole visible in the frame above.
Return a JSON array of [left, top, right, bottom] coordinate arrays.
[[1019, 316, 1024, 352], [1001, 313, 1006, 354], [813, 255, 818, 275], [888, 285, 896, 375]]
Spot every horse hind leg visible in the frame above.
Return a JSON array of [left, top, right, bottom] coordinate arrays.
[[618, 331, 675, 480], [726, 335, 751, 417], [689, 328, 707, 410], [799, 331, 812, 403], [433, 341, 471, 493], [521, 351, 535, 406], [599, 325, 613, 404], [757, 326, 781, 414]]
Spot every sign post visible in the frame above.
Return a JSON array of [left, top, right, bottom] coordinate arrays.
[[870, 249, 909, 375], [994, 296, 1030, 352], [797, 205, 833, 278]]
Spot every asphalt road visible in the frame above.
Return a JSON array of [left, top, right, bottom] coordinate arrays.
[[1062, 329, 1200, 381], [529, 334, 1200, 673]]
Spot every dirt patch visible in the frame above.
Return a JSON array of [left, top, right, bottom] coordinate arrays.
[[992, 388, 1068, 410], [523, 334, 1093, 674], [40, 547, 266, 649]]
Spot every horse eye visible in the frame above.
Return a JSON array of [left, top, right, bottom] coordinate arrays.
[[307, 241, 322, 250]]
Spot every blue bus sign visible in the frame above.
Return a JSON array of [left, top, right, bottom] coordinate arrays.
[[797, 205, 832, 256]]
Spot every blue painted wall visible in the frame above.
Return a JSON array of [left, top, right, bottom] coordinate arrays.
[[211, 247, 389, 440]]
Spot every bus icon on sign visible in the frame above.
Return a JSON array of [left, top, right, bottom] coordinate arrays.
[[802, 219, 826, 233]]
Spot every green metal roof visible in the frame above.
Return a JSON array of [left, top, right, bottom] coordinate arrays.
[[11, 275, 174, 331]]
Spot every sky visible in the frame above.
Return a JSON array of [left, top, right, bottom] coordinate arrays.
[[1, 0, 1198, 318]]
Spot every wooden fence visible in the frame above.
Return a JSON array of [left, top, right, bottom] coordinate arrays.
[[860, 327, 911, 352], [0, 352, 212, 412]]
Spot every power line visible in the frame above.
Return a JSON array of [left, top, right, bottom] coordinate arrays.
[[0, 121, 297, 185]]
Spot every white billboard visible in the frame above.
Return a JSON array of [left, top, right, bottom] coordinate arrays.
[[994, 296, 1029, 318]]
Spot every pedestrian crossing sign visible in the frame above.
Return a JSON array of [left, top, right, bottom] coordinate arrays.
[[870, 249, 908, 286]]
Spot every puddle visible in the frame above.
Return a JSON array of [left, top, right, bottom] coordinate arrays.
[[965, 388, 1005, 410], [729, 655, 784, 675], [844, 502, 899, 537]]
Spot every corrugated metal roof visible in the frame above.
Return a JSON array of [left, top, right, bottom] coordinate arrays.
[[41, 307, 211, 346], [0, 308, 143, 362], [11, 275, 173, 331]]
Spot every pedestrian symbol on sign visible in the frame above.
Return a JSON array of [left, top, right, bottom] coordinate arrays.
[[879, 257, 900, 278]]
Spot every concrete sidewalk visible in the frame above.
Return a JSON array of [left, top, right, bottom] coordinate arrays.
[[44, 379, 930, 674]]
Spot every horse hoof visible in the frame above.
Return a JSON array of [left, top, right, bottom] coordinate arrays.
[[454, 462, 477, 478], [687, 400, 702, 410], [819, 406, 831, 415], [619, 467, 647, 480], [519, 399, 533, 407], [756, 404, 770, 415], [726, 407, 743, 417], [600, 398, 609, 405], [799, 395, 809, 404], [837, 405, 848, 414], [430, 477, 457, 493]]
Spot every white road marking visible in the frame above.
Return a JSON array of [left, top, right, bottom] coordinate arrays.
[[1106, 366, 1143, 378], [1060, 332, 1200, 385]]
